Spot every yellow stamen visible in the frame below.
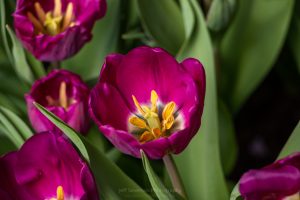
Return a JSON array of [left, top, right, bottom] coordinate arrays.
[[53, 0, 62, 17], [129, 116, 148, 129], [34, 2, 46, 22], [140, 131, 154, 143], [56, 186, 64, 200], [27, 12, 45, 33], [162, 102, 175, 121], [61, 2, 73, 32], [132, 95, 145, 115], [59, 82, 68, 109]]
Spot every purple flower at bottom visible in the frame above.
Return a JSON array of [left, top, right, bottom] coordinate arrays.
[[26, 69, 90, 134], [239, 152, 300, 200], [13, 0, 106, 61], [89, 46, 206, 159], [0, 132, 99, 200]]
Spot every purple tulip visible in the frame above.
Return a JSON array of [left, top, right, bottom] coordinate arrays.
[[239, 152, 300, 200], [13, 0, 106, 61], [25, 69, 90, 134], [0, 131, 99, 200], [89, 46, 206, 159]]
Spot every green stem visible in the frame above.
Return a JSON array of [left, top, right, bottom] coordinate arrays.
[[51, 61, 61, 69], [163, 154, 187, 199]]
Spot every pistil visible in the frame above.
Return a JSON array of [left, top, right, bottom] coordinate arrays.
[[49, 185, 64, 200], [129, 90, 176, 143]]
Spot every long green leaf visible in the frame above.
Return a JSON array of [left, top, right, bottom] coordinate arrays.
[[289, 1, 300, 73], [63, 0, 121, 81], [6, 26, 33, 84], [0, 0, 13, 64], [0, 106, 33, 140], [0, 111, 24, 148], [137, 0, 185, 55], [141, 151, 176, 200], [175, 0, 228, 199], [278, 121, 300, 159], [218, 100, 237, 175], [34, 102, 90, 162], [220, 0, 295, 112], [34, 103, 153, 200]]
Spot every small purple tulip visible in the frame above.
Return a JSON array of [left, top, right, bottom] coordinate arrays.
[[89, 46, 206, 159], [25, 69, 90, 134], [0, 131, 99, 200], [239, 152, 300, 200], [13, 0, 106, 61]]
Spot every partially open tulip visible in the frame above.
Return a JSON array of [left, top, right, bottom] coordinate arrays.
[[26, 69, 90, 134], [13, 0, 106, 61], [0, 131, 99, 200], [239, 152, 300, 200], [89, 46, 206, 159]]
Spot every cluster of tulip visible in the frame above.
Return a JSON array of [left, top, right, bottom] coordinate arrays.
[[0, 0, 299, 200]]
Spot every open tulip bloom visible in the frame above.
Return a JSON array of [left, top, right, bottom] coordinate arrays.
[[239, 152, 300, 200], [89, 46, 206, 159], [26, 69, 90, 134], [0, 132, 98, 200], [13, 0, 106, 61]]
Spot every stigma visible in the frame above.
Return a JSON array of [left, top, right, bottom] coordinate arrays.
[[46, 81, 76, 110], [49, 185, 64, 200], [129, 90, 178, 143], [27, 0, 75, 35]]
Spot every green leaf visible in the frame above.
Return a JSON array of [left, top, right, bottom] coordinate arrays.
[[0, 106, 33, 140], [278, 121, 300, 159], [179, 0, 195, 40], [137, 0, 185, 55], [26, 52, 46, 79], [218, 100, 237, 175], [0, 0, 13, 65], [63, 0, 121, 81], [34, 102, 153, 200], [175, 0, 228, 199], [6, 26, 34, 84], [207, 0, 236, 31], [141, 151, 176, 200], [0, 132, 16, 155], [0, 109, 25, 148], [34, 102, 90, 162], [220, 0, 295, 112], [289, 1, 300, 73], [229, 185, 241, 200]]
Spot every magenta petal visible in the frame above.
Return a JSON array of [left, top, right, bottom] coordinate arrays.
[[89, 82, 131, 131], [0, 132, 99, 200], [239, 152, 300, 200], [240, 166, 300, 200]]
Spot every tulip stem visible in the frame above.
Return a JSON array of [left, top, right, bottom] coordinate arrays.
[[51, 61, 61, 69], [163, 154, 187, 199]]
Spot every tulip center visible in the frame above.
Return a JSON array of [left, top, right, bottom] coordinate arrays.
[[48, 185, 64, 200], [27, 0, 75, 35], [129, 90, 178, 143], [284, 193, 300, 200], [46, 81, 75, 110]]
